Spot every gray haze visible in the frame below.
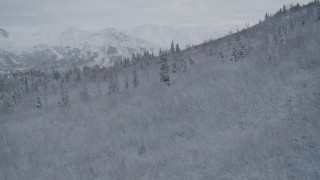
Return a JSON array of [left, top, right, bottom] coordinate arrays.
[[0, 0, 311, 33]]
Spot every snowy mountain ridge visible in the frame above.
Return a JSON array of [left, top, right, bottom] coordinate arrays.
[[0, 27, 158, 72]]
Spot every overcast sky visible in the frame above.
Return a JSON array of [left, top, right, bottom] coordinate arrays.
[[0, 0, 311, 33]]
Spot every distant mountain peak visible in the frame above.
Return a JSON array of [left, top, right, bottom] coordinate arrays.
[[0, 28, 9, 38], [0, 27, 159, 71]]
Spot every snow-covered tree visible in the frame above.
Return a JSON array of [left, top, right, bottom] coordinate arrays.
[[182, 57, 190, 71], [265, 13, 270, 20], [170, 41, 175, 53], [238, 38, 246, 59], [132, 70, 139, 88], [172, 62, 177, 73], [58, 79, 70, 109], [230, 46, 238, 62], [124, 75, 129, 89], [1, 94, 15, 113], [282, 23, 288, 36], [159, 48, 163, 56], [283, 5, 287, 13], [34, 96, 42, 108], [176, 43, 181, 53], [160, 53, 170, 86], [80, 82, 90, 102], [219, 50, 225, 62], [108, 73, 119, 94]]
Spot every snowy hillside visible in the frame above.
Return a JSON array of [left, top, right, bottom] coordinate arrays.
[[0, 27, 158, 72], [127, 24, 223, 48], [1, 2, 320, 180]]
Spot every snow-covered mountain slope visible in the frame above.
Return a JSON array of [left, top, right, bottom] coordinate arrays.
[[1, 2, 320, 180], [126, 24, 223, 48], [0, 27, 158, 72]]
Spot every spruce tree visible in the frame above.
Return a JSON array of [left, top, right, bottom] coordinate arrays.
[[35, 96, 42, 108], [265, 13, 269, 20], [108, 73, 119, 94], [176, 43, 181, 53], [170, 41, 175, 53], [238, 38, 246, 59], [160, 53, 170, 86], [58, 79, 70, 109], [182, 57, 190, 71], [219, 50, 225, 62], [124, 75, 129, 89], [283, 5, 287, 13], [230, 46, 238, 62], [172, 62, 177, 73], [132, 69, 139, 88], [2, 94, 15, 113], [80, 82, 90, 102]]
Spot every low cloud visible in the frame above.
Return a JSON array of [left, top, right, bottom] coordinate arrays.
[[0, 0, 310, 33]]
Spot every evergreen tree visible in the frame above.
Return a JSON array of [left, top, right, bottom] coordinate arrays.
[[58, 79, 70, 109], [176, 43, 181, 53], [159, 48, 163, 56], [24, 78, 30, 94], [108, 73, 119, 94], [170, 41, 175, 53], [282, 23, 288, 36], [97, 80, 102, 96], [80, 82, 90, 102], [219, 50, 225, 62], [238, 38, 246, 59], [172, 62, 177, 73], [230, 46, 238, 62], [132, 69, 139, 88], [208, 47, 213, 56], [2, 94, 15, 113], [265, 13, 268, 20], [301, 15, 307, 26], [160, 53, 170, 86], [34, 96, 42, 108], [42, 80, 48, 108], [124, 75, 129, 89], [283, 5, 287, 13], [182, 57, 190, 71]]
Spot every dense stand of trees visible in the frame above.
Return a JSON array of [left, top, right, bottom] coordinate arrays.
[[1, 1, 319, 113], [0, 40, 191, 113]]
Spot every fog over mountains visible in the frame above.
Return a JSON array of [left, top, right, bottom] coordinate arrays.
[[126, 24, 224, 48]]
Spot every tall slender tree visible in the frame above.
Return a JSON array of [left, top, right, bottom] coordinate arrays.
[[160, 53, 170, 86], [176, 43, 181, 53], [170, 41, 175, 53], [132, 69, 139, 88]]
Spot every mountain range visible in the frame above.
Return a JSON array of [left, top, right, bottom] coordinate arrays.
[[0, 25, 225, 72], [0, 27, 158, 72]]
